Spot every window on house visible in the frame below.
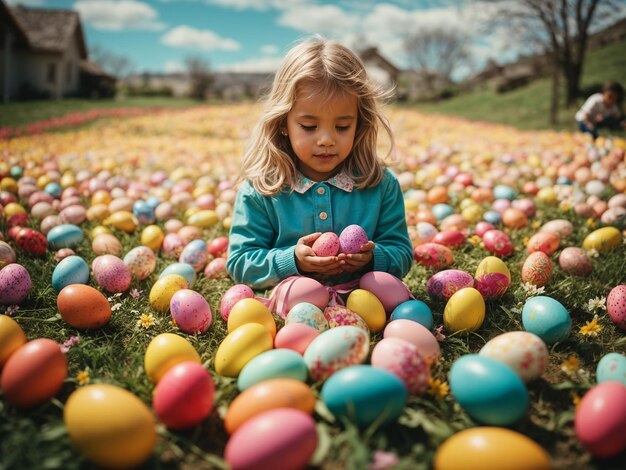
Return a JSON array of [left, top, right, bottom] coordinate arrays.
[[47, 63, 57, 84], [66, 62, 73, 85]]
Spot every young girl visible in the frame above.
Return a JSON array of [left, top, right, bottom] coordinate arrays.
[[575, 80, 625, 140], [226, 37, 413, 290]]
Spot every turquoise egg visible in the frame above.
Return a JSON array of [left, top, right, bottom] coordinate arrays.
[[391, 300, 433, 330], [47, 224, 84, 250], [286, 302, 329, 332], [321, 365, 408, 427], [522, 296, 571, 344], [160, 262, 197, 287], [493, 184, 516, 200], [52, 255, 89, 292], [597, 352, 626, 386], [237, 349, 308, 391], [449, 354, 528, 426], [44, 182, 62, 198], [432, 203, 454, 221], [483, 210, 501, 225]]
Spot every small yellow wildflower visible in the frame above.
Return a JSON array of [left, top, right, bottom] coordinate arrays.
[[572, 392, 581, 409], [585, 218, 597, 228], [137, 313, 156, 329], [579, 315, 603, 337], [469, 235, 482, 246], [559, 204, 571, 212], [530, 220, 541, 229], [427, 378, 449, 400], [76, 369, 90, 386], [522, 236, 530, 246], [560, 355, 581, 376]]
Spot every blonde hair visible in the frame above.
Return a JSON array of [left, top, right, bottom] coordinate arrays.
[[238, 36, 395, 196]]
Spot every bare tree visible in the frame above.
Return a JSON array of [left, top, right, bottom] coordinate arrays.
[[185, 56, 213, 101], [89, 44, 134, 78]]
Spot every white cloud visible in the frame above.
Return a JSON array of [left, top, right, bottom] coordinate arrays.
[[204, 0, 308, 10], [217, 56, 284, 73], [164, 60, 186, 73], [260, 44, 279, 55], [74, 0, 166, 31], [161, 25, 241, 51], [278, 4, 359, 35]]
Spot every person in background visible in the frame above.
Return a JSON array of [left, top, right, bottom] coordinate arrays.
[[575, 80, 625, 140]]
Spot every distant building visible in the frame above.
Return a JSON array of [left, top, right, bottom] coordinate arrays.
[[0, 0, 114, 102]]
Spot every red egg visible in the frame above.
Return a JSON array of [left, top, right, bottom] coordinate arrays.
[[207, 236, 229, 257], [414, 243, 454, 269], [474, 221, 495, 238], [526, 231, 560, 255], [15, 227, 47, 256], [482, 230, 514, 257], [432, 230, 466, 249]]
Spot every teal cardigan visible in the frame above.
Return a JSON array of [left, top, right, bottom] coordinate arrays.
[[226, 168, 413, 289]]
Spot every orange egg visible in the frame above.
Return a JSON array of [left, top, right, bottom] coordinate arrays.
[[416, 209, 437, 226], [502, 208, 528, 229], [526, 231, 560, 255], [427, 186, 448, 205], [91, 189, 112, 206], [0, 338, 67, 408], [57, 284, 112, 329]]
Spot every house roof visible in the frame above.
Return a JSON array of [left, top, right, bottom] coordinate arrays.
[[9, 4, 87, 58], [359, 47, 400, 74]]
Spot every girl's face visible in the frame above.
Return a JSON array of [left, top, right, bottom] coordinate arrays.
[[286, 84, 358, 182], [603, 90, 617, 107]]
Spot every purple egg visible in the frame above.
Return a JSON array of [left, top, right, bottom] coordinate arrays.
[[0, 263, 32, 305], [339, 224, 369, 254]]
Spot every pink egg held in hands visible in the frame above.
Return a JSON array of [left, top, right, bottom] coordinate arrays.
[[339, 224, 368, 254], [312, 232, 340, 256]]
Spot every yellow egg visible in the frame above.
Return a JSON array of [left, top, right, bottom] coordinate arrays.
[[86, 204, 110, 222], [434, 427, 551, 470], [475, 256, 511, 280], [144, 333, 201, 383], [91, 189, 112, 206], [37, 175, 51, 188], [91, 225, 112, 238], [192, 185, 212, 198], [60, 172, 75, 188], [187, 209, 219, 228], [461, 204, 482, 223], [64, 384, 156, 469], [228, 298, 276, 338], [141, 225, 165, 251], [0, 316, 27, 367], [185, 207, 200, 219], [1, 177, 18, 193], [223, 217, 232, 229], [3, 202, 26, 217], [404, 199, 419, 211], [459, 198, 475, 210], [582, 226, 621, 253], [104, 211, 138, 233], [443, 287, 485, 333], [346, 289, 386, 332], [149, 274, 188, 313], [215, 323, 273, 377], [536, 187, 557, 205]]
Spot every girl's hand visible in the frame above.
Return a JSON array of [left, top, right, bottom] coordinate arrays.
[[295, 233, 343, 275], [337, 241, 375, 273]]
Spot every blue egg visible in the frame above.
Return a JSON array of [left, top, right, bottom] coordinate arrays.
[[556, 176, 572, 185], [321, 365, 407, 427], [483, 210, 502, 225], [133, 200, 155, 225], [44, 182, 62, 198], [432, 203, 454, 221], [145, 196, 161, 210], [522, 296, 571, 344], [47, 224, 84, 250], [596, 352, 626, 386], [391, 300, 433, 330], [237, 349, 308, 391], [449, 354, 528, 426], [10, 166, 23, 178], [52, 256, 89, 292], [493, 184, 516, 200], [160, 262, 197, 287]]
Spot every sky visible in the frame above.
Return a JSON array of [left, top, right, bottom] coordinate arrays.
[[7, 0, 626, 78]]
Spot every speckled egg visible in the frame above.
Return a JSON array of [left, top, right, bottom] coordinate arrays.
[[427, 269, 474, 301], [323, 305, 369, 333], [169, 289, 212, 334], [414, 242, 454, 269], [123, 246, 156, 281], [596, 352, 626, 386], [92, 254, 132, 294], [179, 239, 208, 272], [15, 228, 47, 256], [149, 274, 189, 313], [286, 302, 329, 332], [414, 222, 438, 245], [607, 285, 626, 330], [521, 251, 553, 287], [479, 331, 548, 382], [371, 337, 430, 394], [522, 296, 571, 344], [526, 231, 560, 255], [220, 284, 255, 321], [558, 247, 592, 276], [312, 232, 340, 256], [540, 219, 574, 238], [52, 255, 89, 292], [482, 230, 514, 257], [0, 241, 16, 268], [0, 263, 31, 305], [339, 224, 368, 254], [162, 233, 187, 259]]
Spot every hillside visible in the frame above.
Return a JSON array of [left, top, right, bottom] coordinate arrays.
[[413, 39, 626, 132]]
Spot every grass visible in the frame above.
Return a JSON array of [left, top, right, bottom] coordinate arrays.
[[0, 104, 625, 469]]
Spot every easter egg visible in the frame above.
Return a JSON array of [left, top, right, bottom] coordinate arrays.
[[286, 302, 329, 332], [57, 284, 111, 329], [321, 365, 408, 427], [92, 254, 132, 294], [141, 225, 164, 251], [596, 352, 626, 386], [204, 257, 227, 278], [92, 233, 122, 256], [187, 209, 218, 228], [207, 236, 229, 257], [160, 262, 197, 287], [558, 247, 592, 276], [52, 255, 89, 292], [153, 362, 215, 430], [575, 381, 626, 458], [483, 210, 501, 225], [273, 323, 320, 354], [0, 263, 32, 305], [432, 203, 454, 220], [521, 251, 553, 287], [474, 256, 511, 298], [169, 289, 212, 334], [414, 222, 438, 245], [0, 315, 26, 367], [220, 284, 255, 321], [443, 287, 485, 333], [312, 232, 340, 256], [303, 326, 369, 381], [225, 409, 317, 470], [522, 296, 571, 344], [123, 246, 156, 281], [64, 384, 156, 468], [144, 333, 201, 383], [391, 300, 433, 329], [1, 338, 67, 408], [371, 337, 430, 394], [346, 289, 386, 332], [0, 240, 16, 268], [215, 323, 273, 377], [493, 184, 516, 200], [434, 427, 551, 470], [149, 274, 188, 313], [384, 319, 440, 365], [15, 228, 48, 256], [482, 230, 514, 257], [228, 298, 276, 338], [272, 277, 329, 318], [162, 233, 186, 258], [324, 305, 369, 332], [526, 231, 560, 256], [414, 243, 454, 269], [237, 348, 308, 391], [360, 271, 411, 312], [540, 219, 573, 238], [427, 269, 474, 301], [104, 210, 138, 233], [179, 239, 208, 272], [432, 229, 466, 249], [339, 224, 368, 254], [502, 207, 528, 228], [46, 223, 83, 250], [449, 354, 528, 425], [582, 226, 621, 253], [607, 285, 626, 330], [479, 331, 548, 382], [225, 378, 316, 434]]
